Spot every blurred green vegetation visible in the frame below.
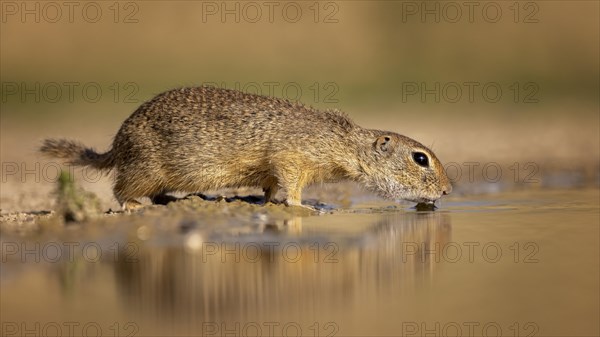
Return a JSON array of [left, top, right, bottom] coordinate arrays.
[[1, 1, 598, 117]]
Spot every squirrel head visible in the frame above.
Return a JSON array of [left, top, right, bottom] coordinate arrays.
[[363, 133, 452, 204]]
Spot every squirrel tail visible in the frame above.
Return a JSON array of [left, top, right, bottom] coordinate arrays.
[[40, 138, 115, 171]]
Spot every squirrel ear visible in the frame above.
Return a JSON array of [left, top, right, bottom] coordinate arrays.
[[375, 135, 393, 152]]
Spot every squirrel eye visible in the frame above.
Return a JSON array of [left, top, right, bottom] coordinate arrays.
[[412, 152, 429, 167]]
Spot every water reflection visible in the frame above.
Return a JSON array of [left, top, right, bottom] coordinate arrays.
[[111, 211, 451, 325], [3, 190, 598, 336]]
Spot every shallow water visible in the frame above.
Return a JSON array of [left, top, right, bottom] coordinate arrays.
[[1, 188, 598, 336]]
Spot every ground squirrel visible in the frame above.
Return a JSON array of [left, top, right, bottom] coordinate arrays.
[[41, 86, 452, 210]]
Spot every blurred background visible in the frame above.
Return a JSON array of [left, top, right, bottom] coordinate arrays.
[[1, 2, 599, 336], [1, 1, 598, 210]]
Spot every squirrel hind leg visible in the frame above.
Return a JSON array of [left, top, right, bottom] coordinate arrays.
[[114, 172, 161, 210]]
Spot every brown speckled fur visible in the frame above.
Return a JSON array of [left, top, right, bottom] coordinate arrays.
[[41, 86, 452, 209]]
